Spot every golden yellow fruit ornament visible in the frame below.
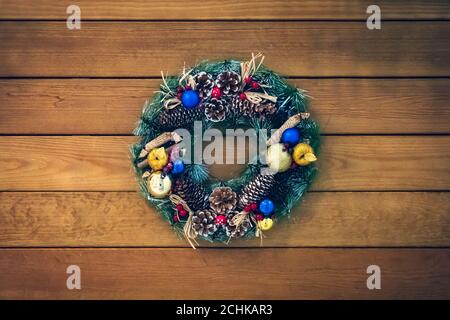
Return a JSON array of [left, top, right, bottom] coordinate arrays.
[[147, 171, 172, 198], [258, 218, 274, 231], [293, 143, 317, 166], [147, 147, 169, 171], [266, 143, 292, 173]]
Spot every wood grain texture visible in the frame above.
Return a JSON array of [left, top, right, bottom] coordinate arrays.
[[0, 248, 449, 299], [1, 79, 450, 134], [0, 22, 449, 77], [0, 0, 449, 20], [0, 192, 449, 247], [1, 136, 449, 191]]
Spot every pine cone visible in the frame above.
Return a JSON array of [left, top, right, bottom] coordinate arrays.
[[238, 173, 275, 208], [192, 209, 217, 237], [225, 212, 252, 238], [209, 186, 237, 214], [204, 98, 227, 122], [216, 71, 241, 95], [193, 72, 214, 98], [158, 105, 205, 130], [172, 177, 209, 211], [231, 95, 276, 118]]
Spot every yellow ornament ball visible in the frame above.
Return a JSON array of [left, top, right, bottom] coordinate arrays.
[[258, 218, 274, 231], [147, 171, 172, 198], [266, 143, 292, 172], [292, 143, 317, 166], [147, 147, 169, 171]]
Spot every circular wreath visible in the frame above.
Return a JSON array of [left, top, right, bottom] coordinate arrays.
[[132, 54, 319, 247]]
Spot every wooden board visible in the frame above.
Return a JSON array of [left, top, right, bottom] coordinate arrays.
[[1, 79, 449, 134], [0, 248, 449, 299], [1, 136, 449, 191], [0, 192, 449, 247], [0, 0, 449, 20], [0, 22, 449, 77]]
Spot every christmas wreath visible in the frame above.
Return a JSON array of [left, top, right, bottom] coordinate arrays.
[[132, 54, 319, 248]]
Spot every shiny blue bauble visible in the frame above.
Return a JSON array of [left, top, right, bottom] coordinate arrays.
[[172, 159, 185, 175], [181, 90, 200, 109], [259, 199, 275, 216], [280, 127, 302, 146]]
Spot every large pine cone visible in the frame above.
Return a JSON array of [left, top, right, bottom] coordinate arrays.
[[209, 186, 237, 214], [204, 98, 227, 122], [225, 212, 252, 238], [238, 173, 275, 208], [192, 209, 217, 237], [231, 95, 276, 118], [172, 177, 209, 211], [158, 105, 205, 130], [193, 72, 214, 98], [216, 71, 241, 95]]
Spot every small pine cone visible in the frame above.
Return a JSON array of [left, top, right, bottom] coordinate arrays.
[[204, 98, 227, 122], [172, 177, 209, 211], [216, 71, 241, 95], [192, 209, 217, 237], [193, 72, 214, 98], [238, 173, 275, 208], [209, 186, 237, 214], [158, 105, 205, 130], [225, 212, 252, 238]]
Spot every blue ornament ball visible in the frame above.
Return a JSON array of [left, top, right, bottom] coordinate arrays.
[[259, 199, 275, 216], [171, 159, 185, 175], [181, 90, 200, 109], [281, 127, 301, 146]]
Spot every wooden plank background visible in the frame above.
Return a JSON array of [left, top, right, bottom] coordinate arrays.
[[0, 0, 449, 20], [1, 79, 450, 134], [0, 22, 449, 77], [0, 0, 449, 299]]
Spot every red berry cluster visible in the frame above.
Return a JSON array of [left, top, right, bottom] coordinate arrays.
[[211, 86, 221, 99], [215, 214, 227, 225], [173, 203, 188, 223], [243, 202, 264, 221]]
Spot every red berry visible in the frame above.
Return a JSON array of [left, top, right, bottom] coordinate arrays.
[[184, 85, 192, 91], [245, 76, 252, 84], [176, 86, 184, 93], [179, 209, 188, 217], [251, 81, 260, 89], [239, 93, 247, 101], [173, 215, 180, 223], [255, 213, 264, 221], [250, 203, 258, 211], [176, 204, 184, 212], [177, 92, 183, 99], [243, 205, 252, 212], [215, 215, 227, 225], [211, 87, 221, 99]]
